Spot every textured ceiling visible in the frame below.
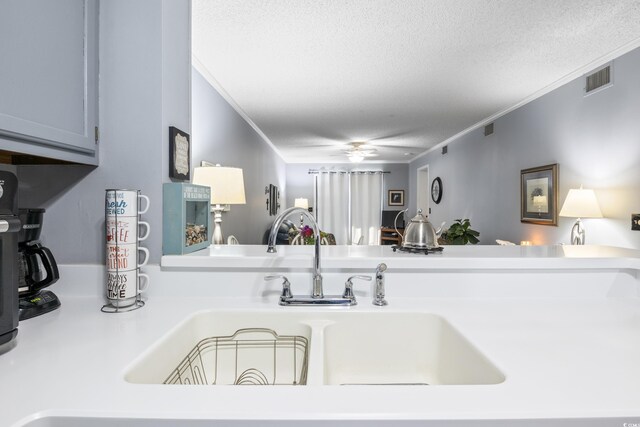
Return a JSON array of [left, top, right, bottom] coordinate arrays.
[[192, 0, 640, 163]]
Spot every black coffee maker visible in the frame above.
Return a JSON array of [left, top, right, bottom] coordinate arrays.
[[0, 171, 20, 351], [18, 208, 60, 320]]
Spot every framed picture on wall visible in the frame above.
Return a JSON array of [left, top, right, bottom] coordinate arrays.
[[169, 126, 191, 181], [520, 163, 558, 225], [388, 190, 405, 206]]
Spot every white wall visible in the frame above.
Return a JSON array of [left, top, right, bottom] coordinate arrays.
[[410, 46, 640, 248], [17, 0, 191, 264]]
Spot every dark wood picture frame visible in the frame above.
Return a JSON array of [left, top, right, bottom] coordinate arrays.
[[520, 163, 558, 226], [169, 126, 191, 181], [388, 190, 405, 206]]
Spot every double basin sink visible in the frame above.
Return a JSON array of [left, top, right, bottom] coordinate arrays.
[[124, 310, 504, 386]]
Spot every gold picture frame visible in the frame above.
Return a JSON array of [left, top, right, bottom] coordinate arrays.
[[520, 163, 558, 226]]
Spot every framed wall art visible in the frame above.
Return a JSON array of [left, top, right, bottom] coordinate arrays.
[[265, 184, 280, 216], [520, 163, 558, 226], [169, 126, 191, 181], [388, 190, 405, 206]]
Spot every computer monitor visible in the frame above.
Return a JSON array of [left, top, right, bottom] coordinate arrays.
[[382, 210, 404, 228]]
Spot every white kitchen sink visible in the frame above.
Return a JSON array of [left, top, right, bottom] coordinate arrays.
[[124, 310, 503, 386], [124, 311, 312, 385], [322, 312, 505, 385]]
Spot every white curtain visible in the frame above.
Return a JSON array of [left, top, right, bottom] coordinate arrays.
[[316, 172, 350, 245], [350, 173, 383, 245]]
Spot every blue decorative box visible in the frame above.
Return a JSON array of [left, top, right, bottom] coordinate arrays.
[[163, 183, 211, 254]]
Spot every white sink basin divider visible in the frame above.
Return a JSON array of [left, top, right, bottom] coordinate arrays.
[[124, 311, 505, 386]]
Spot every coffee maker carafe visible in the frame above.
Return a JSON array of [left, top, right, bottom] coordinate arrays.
[[18, 208, 60, 320]]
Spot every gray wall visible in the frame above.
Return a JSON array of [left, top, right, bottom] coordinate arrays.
[[410, 46, 640, 248], [192, 69, 287, 244], [285, 162, 409, 212], [17, 0, 191, 264]]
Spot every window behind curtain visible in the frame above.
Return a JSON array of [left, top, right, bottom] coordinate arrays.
[[316, 172, 383, 245]]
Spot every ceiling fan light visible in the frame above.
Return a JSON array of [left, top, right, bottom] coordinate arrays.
[[348, 153, 364, 163]]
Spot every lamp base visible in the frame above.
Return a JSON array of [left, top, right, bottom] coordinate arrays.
[[570, 218, 585, 245], [212, 205, 224, 244]]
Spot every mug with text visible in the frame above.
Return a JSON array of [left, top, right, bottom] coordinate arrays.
[[106, 218, 150, 244], [106, 244, 149, 271], [106, 271, 150, 307], [105, 189, 150, 217]]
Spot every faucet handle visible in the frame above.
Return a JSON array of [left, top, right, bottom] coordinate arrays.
[[373, 263, 388, 306], [343, 275, 372, 301], [265, 275, 292, 299]]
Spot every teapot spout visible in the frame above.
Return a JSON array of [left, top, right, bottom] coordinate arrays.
[[435, 221, 446, 237]]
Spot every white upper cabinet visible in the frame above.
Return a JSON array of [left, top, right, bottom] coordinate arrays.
[[0, 0, 98, 164]]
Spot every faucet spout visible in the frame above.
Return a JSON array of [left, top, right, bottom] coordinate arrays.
[[267, 207, 323, 298]]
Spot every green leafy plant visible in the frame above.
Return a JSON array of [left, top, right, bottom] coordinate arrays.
[[440, 219, 480, 245]]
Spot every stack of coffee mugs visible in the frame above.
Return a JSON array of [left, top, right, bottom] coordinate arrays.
[[104, 189, 150, 311]]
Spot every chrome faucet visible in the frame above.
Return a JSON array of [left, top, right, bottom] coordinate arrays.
[[267, 207, 323, 298], [267, 212, 388, 307]]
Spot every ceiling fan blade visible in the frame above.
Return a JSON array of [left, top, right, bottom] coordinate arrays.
[[368, 129, 419, 141]]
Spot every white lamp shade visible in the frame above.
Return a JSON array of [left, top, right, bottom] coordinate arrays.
[[294, 198, 309, 209], [193, 166, 246, 205], [559, 188, 603, 218]]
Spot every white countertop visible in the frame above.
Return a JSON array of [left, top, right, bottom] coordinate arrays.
[[5, 294, 640, 425], [161, 244, 640, 270], [3, 246, 640, 425]]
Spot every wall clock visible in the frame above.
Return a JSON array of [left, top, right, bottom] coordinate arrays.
[[431, 177, 442, 204]]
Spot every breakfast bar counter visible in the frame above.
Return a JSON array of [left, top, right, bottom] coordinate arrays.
[[2, 245, 640, 426]]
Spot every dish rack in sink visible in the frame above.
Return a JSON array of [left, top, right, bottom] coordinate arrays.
[[164, 328, 309, 385]]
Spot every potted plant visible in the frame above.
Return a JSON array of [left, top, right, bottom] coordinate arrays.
[[439, 219, 480, 245]]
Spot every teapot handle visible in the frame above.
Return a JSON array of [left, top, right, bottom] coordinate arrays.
[[394, 209, 408, 238]]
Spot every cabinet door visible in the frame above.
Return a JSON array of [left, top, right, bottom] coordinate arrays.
[[0, 0, 98, 160]]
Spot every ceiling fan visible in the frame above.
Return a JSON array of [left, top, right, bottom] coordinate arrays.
[[303, 129, 424, 162], [342, 142, 378, 163]]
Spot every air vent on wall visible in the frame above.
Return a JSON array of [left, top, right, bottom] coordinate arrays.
[[585, 64, 612, 95], [484, 123, 494, 136]]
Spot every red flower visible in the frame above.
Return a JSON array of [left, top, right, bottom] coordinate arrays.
[[300, 225, 313, 238]]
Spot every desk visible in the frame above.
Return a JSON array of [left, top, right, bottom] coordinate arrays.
[[380, 227, 403, 245]]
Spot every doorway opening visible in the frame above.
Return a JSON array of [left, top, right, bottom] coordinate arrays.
[[416, 165, 430, 215]]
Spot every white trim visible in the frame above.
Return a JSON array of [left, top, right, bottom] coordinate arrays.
[[410, 36, 640, 163], [192, 54, 286, 163]]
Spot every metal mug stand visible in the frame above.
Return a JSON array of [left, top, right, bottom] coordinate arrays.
[[102, 189, 146, 313]]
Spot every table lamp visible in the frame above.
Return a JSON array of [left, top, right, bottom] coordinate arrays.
[[193, 164, 246, 244], [559, 187, 603, 245], [294, 198, 309, 228]]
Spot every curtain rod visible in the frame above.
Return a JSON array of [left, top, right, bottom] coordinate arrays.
[[308, 169, 390, 174]]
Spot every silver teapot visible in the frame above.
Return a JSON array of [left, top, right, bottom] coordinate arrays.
[[394, 209, 446, 249]]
